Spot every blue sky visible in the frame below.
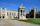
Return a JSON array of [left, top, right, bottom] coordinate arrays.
[[0, 0, 40, 13]]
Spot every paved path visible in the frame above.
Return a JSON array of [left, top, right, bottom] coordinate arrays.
[[0, 19, 40, 26]]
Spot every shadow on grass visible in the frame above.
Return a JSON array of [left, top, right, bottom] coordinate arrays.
[[18, 18, 40, 25]]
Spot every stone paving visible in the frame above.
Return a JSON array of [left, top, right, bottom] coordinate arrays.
[[0, 19, 40, 26]]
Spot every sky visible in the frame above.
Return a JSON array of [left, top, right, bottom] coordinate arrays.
[[0, 0, 40, 13]]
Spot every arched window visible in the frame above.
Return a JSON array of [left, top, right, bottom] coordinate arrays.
[[21, 10, 22, 16]]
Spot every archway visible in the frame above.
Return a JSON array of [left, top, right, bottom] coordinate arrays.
[[3, 16, 5, 19], [0, 16, 1, 18]]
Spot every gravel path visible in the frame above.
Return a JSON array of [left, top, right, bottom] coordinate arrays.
[[0, 19, 40, 26]]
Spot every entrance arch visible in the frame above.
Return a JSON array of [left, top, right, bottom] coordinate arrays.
[[0, 16, 1, 18], [3, 16, 5, 19]]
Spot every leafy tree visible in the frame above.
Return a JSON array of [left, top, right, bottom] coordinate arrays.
[[29, 8, 34, 18]]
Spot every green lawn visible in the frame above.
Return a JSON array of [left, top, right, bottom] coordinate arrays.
[[18, 18, 40, 24]]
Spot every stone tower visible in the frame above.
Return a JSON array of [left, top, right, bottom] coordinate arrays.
[[18, 4, 26, 19], [1, 8, 7, 19]]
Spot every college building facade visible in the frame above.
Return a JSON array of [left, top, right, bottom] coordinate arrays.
[[0, 4, 38, 20], [0, 4, 26, 19]]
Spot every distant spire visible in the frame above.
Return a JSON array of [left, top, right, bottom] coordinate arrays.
[[19, 3, 25, 8], [20, 3, 23, 7]]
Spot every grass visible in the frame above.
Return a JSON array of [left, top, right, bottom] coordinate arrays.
[[18, 18, 40, 24]]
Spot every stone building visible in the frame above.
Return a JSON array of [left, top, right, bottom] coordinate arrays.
[[18, 4, 26, 19], [0, 4, 26, 19], [0, 8, 18, 19]]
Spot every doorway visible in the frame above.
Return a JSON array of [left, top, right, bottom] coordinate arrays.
[[0, 16, 1, 18], [3, 16, 5, 19]]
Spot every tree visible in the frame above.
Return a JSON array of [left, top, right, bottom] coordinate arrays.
[[29, 8, 34, 18]]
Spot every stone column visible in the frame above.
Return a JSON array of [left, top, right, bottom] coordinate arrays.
[[34, 8, 36, 19]]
